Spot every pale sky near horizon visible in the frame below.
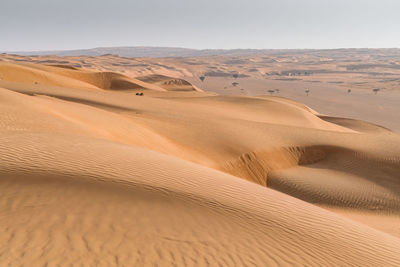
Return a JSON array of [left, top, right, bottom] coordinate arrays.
[[1, 0, 399, 51]]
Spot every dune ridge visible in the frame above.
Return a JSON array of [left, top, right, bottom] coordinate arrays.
[[0, 61, 201, 92]]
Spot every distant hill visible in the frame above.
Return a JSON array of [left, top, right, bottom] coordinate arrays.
[[4, 47, 266, 58], [3, 46, 400, 59]]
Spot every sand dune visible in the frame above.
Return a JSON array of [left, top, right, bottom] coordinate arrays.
[[137, 74, 203, 91], [2, 51, 399, 131], [269, 146, 400, 211], [0, 57, 400, 265], [2, 132, 400, 266], [0, 62, 167, 91]]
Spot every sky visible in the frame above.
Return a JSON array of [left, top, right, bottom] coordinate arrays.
[[1, 0, 399, 51]]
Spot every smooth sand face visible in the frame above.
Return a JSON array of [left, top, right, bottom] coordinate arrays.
[[0, 55, 400, 266]]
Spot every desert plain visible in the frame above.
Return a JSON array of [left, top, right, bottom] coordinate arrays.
[[0, 49, 400, 266]]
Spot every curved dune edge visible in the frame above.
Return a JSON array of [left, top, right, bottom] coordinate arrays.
[[319, 115, 394, 133], [1, 132, 400, 266], [0, 62, 202, 92], [136, 74, 203, 92], [0, 86, 399, 213], [222, 146, 326, 185]]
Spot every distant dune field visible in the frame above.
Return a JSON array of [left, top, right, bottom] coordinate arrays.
[[0, 55, 400, 266]]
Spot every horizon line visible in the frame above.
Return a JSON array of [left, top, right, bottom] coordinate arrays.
[[2, 46, 400, 54]]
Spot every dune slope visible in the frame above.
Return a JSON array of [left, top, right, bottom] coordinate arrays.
[[1, 133, 400, 266], [0, 62, 167, 91]]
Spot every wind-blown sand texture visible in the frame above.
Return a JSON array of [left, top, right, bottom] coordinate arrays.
[[0, 57, 400, 266]]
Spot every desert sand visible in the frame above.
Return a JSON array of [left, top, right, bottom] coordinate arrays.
[[3, 49, 400, 132], [0, 54, 400, 266]]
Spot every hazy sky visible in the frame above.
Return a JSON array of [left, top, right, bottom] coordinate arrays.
[[1, 0, 399, 51]]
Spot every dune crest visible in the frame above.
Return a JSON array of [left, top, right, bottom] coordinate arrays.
[[0, 61, 201, 91]]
